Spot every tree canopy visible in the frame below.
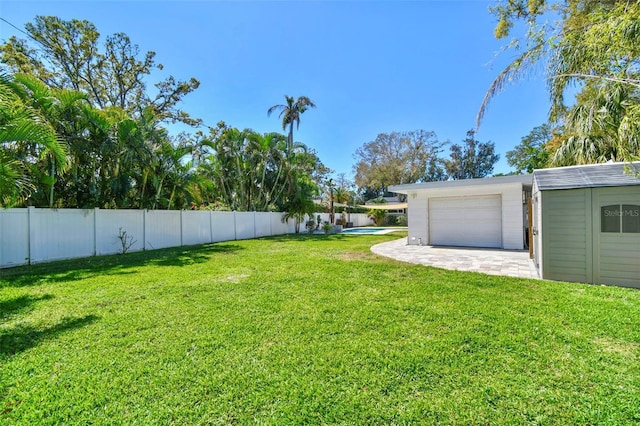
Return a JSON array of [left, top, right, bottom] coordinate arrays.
[[482, 1, 640, 166], [443, 130, 500, 180], [0, 17, 326, 212], [353, 130, 444, 196], [506, 123, 553, 173], [1, 16, 200, 125]]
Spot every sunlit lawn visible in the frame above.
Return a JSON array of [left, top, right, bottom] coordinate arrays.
[[1, 233, 639, 424]]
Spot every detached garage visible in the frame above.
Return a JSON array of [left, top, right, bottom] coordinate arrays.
[[429, 195, 503, 248], [532, 162, 640, 288], [390, 175, 532, 250]]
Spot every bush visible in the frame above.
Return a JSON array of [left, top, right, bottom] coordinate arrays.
[[369, 209, 387, 226], [386, 215, 398, 226], [321, 222, 333, 234], [305, 220, 316, 234], [396, 215, 407, 226]]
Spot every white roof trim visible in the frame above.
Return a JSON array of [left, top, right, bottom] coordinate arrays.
[[358, 203, 408, 210], [389, 174, 532, 194]]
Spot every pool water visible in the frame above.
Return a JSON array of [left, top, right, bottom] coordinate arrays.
[[341, 227, 403, 235]]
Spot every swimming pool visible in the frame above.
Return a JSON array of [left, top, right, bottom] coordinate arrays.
[[341, 227, 405, 235]]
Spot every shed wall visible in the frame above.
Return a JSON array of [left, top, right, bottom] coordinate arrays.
[[540, 189, 592, 283], [531, 180, 543, 275], [592, 186, 640, 287]]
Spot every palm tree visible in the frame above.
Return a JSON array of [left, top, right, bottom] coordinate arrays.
[[280, 177, 317, 233], [0, 73, 66, 207], [333, 187, 352, 205], [267, 95, 315, 152], [0, 150, 33, 206], [551, 83, 640, 166]]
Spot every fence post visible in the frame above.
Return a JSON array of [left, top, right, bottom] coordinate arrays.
[[142, 209, 147, 251], [209, 210, 213, 243], [233, 211, 237, 241], [93, 208, 98, 256], [180, 210, 184, 247], [27, 206, 35, 265]]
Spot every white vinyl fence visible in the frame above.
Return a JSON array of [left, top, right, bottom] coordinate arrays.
[[0, 208, 374, 268]]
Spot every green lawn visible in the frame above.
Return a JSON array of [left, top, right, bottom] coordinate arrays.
[[1, 233, 639, 425]]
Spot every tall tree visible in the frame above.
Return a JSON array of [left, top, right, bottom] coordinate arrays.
[[444, 130, 499, 180], [1, 16, 200, 125], [506, 123, 553, 173], [197, 122, 325, 212], [267, 95, 316, 152], [353, 129, 444, 196], [332, 173, 355, 205], [478, 1, 640, 164], [480, 0, 639, 119]]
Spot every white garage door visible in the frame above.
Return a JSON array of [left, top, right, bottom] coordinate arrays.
[[429, 195, 502, 248]]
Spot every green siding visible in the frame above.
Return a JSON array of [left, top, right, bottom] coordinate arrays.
[[541, 189, 592, 283], [592, 186, 640, 288]]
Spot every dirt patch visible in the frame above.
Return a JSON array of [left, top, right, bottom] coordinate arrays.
[[333, 251, 387, 262], [593, 337, 639, 358]]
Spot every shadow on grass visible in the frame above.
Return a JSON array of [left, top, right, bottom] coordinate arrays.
[[0, 243, 243, 288], [0, 314, 98, 356], [0, 294, 54, 321]]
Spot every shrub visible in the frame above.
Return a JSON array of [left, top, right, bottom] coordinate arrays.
[[368, 209, 387, 226], [305, 220, 316, 234], [396, 215, 407, 226], [322, 222, 333, 234]]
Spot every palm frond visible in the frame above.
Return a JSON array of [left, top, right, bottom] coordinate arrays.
[[476, 41, 546, 129]]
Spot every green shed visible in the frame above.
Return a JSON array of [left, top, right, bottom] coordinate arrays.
[[532, 162, 640, 288]]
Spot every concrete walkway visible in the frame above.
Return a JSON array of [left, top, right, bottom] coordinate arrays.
[[371, 238, 539, 279]]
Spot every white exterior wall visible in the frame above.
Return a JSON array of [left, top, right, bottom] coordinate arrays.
[[407, 192, 429, 246], [501, 186, 526, 250], [406, 182, 526, 249]]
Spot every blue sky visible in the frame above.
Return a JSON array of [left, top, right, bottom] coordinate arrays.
[[1, 0, 551, 178]]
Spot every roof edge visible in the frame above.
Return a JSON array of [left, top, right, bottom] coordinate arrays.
[[389, 174, 532, 194]]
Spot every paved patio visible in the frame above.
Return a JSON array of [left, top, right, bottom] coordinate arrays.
[[371, 238, 539, 279]]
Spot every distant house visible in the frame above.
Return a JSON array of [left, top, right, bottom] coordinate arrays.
[[364, 194, 407, 217], [390, 163, 640, 288]]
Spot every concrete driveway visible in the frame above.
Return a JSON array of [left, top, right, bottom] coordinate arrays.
[[371, 238, 539, 279]]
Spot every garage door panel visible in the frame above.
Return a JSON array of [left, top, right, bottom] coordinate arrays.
[[429, 195, 502, 248]]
